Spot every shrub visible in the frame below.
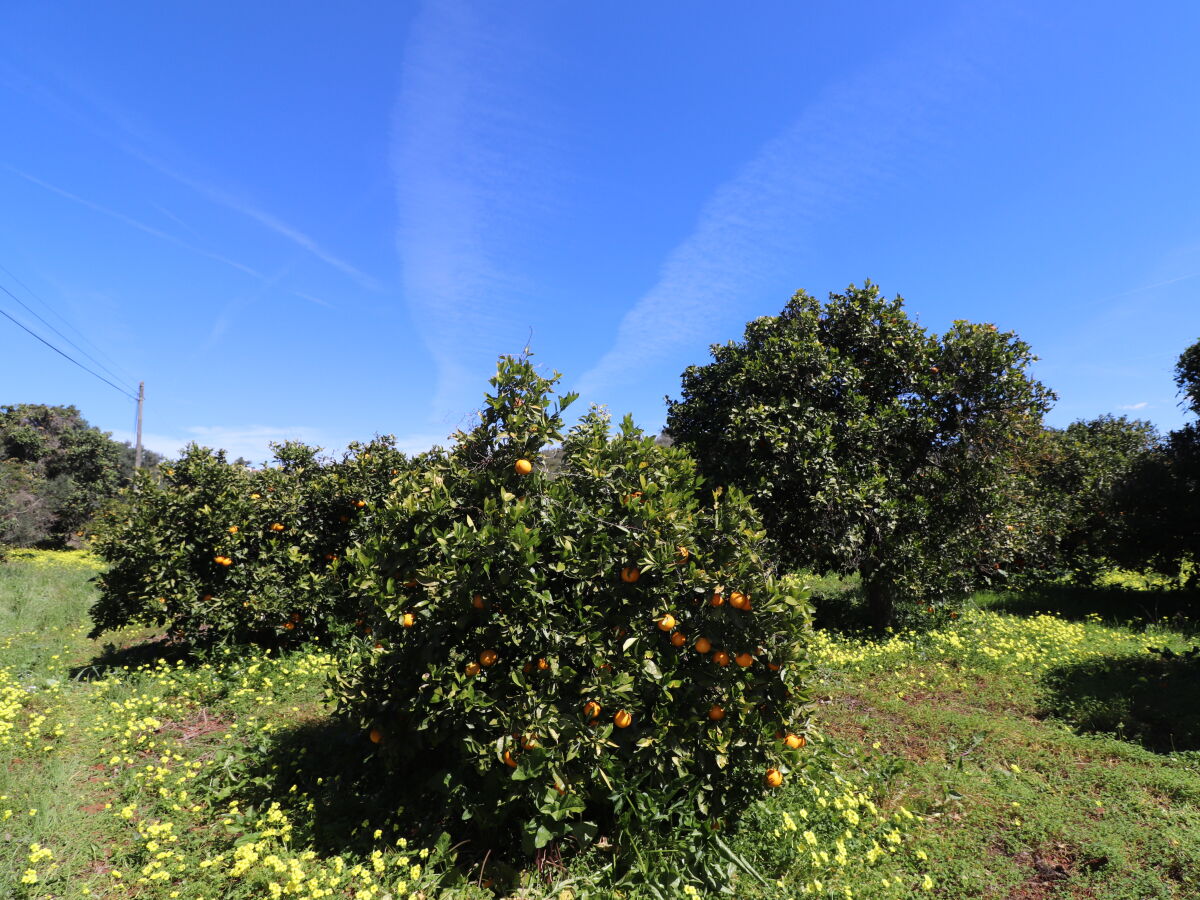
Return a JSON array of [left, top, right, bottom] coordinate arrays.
[[666, 282, 1054, 630], [332, 356, 813, 875], [90, 438, 409, 644]]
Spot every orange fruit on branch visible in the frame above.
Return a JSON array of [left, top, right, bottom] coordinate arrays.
[[713, 651, 731, 667], [735, 652, 754, 668], [479, 649, 499, 667], [694, 637, 712, 654], [670, 632, 686, 648], [708, 705, 725, 721], [656, 614, 676, 632], [514, 458, 533, 475], [401, 613, 415, 628], [614, 710, 632, 728], [583, 700, 601, 720], [620, 566, 640, 584], [765, 768, 783, 788], [784, 733, 806, 749], [369, 728, 383, 744]]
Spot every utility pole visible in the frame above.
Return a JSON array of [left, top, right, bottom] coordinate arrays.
[[134, 381, 145, 469]]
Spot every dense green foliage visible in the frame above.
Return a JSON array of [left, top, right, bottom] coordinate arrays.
[[89, 438, 408, 644], [666, 283, 1054, 628], [1094, 337, 1200, 589], [333, 356, 813, 876], [1010, 416, 1159, 581], [0, 403, 159, 549]]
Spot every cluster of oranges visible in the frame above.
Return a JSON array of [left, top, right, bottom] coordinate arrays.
[[213, 555, 233, 567]]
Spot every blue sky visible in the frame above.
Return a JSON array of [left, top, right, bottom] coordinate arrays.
[[2, 2, 1198, 463]]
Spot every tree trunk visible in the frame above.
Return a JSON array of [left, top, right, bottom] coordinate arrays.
[[862, 570, 895, 632]]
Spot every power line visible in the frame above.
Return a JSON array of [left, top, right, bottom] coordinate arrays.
[[0, 278, 139, 395], [0, 260, 140, 389], [0, 302, 138, 400]]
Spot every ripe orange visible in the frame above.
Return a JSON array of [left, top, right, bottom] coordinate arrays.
[[713, 651, 731, 667], [228, 526, 239, 534], [270, 523, 285, 532], [670, 632, 686, 648], [620, 566, 640, 584], [583, 701, 601, 720], [521, 734, 538, 750], [465, 662, 481, 676], [735, 652, 754, 668], [709, 591, 725, 607], [728, 591, 750, 610], [369, 727, 382, 744], [514, 458, 533, 475], [708, 705, 725, 721], [503, 750, 517, 768], [537, 658, 549, 671], [355, 500, 366, 509], [784, 733, 806, 749], [694, 637, 712, 654], [283, 622, 295, 631], [767, 662, 781, 672], [479, 649, 498, 667], [765, 768, 783, 788], [250, 493, 261, 500], [401, 613, 415, 628], [614, 710, 632, 728], [201, 594, 213, 602], [676, 546, 690, 562], [472, 593, 486, 609], [404, 579, 418, 588], [657, 614, 676, 632], [214, 556, 232, 567]]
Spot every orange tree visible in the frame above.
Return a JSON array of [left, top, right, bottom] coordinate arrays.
[[332, 355, 812, 876], [90, 438, 409, 644], [666, 283, 1055, 630]]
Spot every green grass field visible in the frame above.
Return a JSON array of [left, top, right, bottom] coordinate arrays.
[[2, 551, 1198, 898]]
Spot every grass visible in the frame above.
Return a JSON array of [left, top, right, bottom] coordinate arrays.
[[2, 553, 1199, 898]]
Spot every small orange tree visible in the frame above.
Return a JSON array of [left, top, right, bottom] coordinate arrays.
[[90, 438, 408, 644], [333, 355, 812, 868]]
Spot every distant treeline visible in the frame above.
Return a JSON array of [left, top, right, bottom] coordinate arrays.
[[0, 403, 163, 549]]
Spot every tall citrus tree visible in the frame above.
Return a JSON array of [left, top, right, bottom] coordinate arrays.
[[666, 282, 1054, 629]]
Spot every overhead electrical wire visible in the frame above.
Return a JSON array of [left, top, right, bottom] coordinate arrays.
[[0, 300, 138, 401], [0, 277, 139, 395], [0, 260, 139, 391]]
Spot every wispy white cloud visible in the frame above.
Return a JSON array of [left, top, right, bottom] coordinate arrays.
[[392, 1, 559, 415], [577, 7, 1025, 397], [5, 164, 264, 278], [4, 61, 381, 292], [129, 152, 384, 292], [292, 291, 338, 310], [1120, 401, 1149, 410]]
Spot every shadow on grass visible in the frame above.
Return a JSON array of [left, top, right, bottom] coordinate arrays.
[[228, 718, 532, 886], [69, 636, 195, 680], [1041, 649, 1200, 753], [983, 583, 1200, 631]]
